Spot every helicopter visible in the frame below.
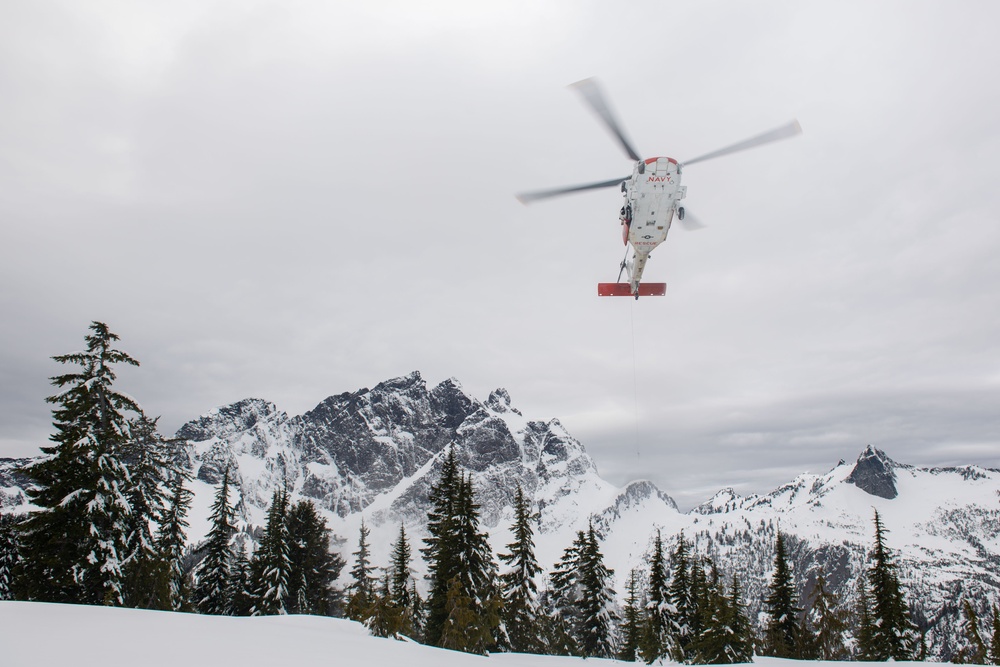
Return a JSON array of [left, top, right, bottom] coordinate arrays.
[[516, 78, 801, 299]]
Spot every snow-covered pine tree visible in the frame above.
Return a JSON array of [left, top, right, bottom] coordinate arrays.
[[286, 499, 343, 616], [576, 520, 617, 658], [19, 322, 139, 606], [498, 484, 543, 654], [155, 471, 193, 611], [955, 599, 988, 664], [803, 572, 849, 660], [120, 415, 177, 609], [866, 509, 919, 660], [855, 576, 876, 659], [549, 529, 587, 653], [252, 487, 291, 615], [195, 468, 236, 614], [421, 446, 461, 645], [725, 575, 754, 663], [691, 559, 730, 665], [762, 531, 801, 658], [640, 528, 677, 663], [228, 542, 255, 616], [346, 519, 378, 621], [668, 533, 695, 661], [688, 555, 709, 659], [618, 568, 643, 661], [450, 473, 502, 654], [388, 523, 415, 635], [0, 513, 22, 600]]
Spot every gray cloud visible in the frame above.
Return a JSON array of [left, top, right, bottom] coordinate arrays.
[[2, 1, 998, 510]]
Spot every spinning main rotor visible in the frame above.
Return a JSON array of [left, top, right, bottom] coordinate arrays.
[[516, 78, 802, 205]]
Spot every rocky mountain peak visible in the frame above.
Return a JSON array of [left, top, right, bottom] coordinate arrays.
[[485, 388, 521, 415], [373, 370, 425, 394], [846, 445, 898, 499], [176, 398, 283, 443], [693, 487, 743, 515]]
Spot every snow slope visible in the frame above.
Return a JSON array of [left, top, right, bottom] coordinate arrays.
[[0, 600, 921, 667]]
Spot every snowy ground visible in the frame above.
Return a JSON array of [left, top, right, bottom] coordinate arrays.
[[1, 601, 921, 667]]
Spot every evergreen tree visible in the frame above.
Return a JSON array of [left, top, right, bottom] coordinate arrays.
[[866, 510, 918, 660], [725, 575, 754, 663], [686, 565, 753, 665], [640, 529, 677, 663], [367, 570, 405, 638], [388, 523, 415, 635], [549, 529, 588, 651], [18, 322, 139, 605], [0, 513, 22, 600], [955, 599, 988, 664], [579, 523, 617, 658], [498, 484, 543, 654], [346, 519, 378, 621], [120, 414, 174, 609], [286, 499, 343, 616], [795, 612, 817, 660], [195, 469, 236, 614], [156, 472, 193, 611], [420, 450, 500, 653], [688, 555, 709, 658], [409, 578, 425, 640], [539, 579, 581, 657], [450, 473, 502, 654], [228, 542, 255, 616], [439, 576, 479, 652], [668, 533, 695, 661], [421, 447, 462, 644], [252, 487, 291, 615], [618, 568, 644, 661], [553, 520, 617, 658], [803, 573, 849, 660], [990, 604, 1000, 666], [855, 576, 876, 660], [762, 531, 801, 658], [691, 559, 730, 665]]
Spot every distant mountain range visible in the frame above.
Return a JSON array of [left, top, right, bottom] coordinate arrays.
[[3, 370, 998, 659]]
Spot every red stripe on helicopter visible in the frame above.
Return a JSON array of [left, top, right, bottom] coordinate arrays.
[[644, 157, 677, 165]]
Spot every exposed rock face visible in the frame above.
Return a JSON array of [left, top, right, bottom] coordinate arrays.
[[846, 445, 898, 499], [176, 371, 623, 528], [0, 458, 31, 511]]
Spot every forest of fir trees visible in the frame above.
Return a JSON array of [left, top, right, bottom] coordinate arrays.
[[3, 322, 1000, 663]]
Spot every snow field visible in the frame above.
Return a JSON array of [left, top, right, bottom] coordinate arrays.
[[1, 600, 931, 667]]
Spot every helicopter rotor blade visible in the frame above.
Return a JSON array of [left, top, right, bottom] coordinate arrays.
[[681, 120, 802, 168], [516, 176, 628, 205], [677, 211, 706, 231], [570, 78, 643, 163]]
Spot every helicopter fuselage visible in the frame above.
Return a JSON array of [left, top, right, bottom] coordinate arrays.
[[517, 78, 800, 299], [620, 157, 686, 293]]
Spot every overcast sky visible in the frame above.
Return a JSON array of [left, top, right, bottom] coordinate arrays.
[[2, 1, 999, 510]]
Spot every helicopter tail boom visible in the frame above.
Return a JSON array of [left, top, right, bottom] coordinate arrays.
[[598, 283, 666, 297]]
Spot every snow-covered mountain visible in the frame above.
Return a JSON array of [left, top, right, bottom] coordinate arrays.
[[3, 371, 998, 659]]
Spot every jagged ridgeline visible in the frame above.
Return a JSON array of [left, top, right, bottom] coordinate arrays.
[[3, 370, 999, 659]]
